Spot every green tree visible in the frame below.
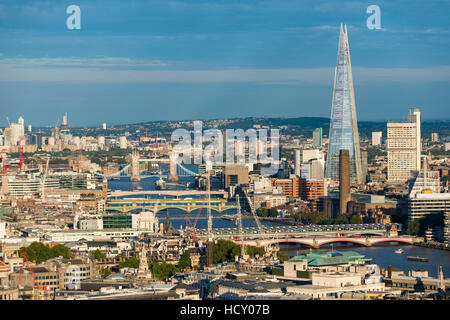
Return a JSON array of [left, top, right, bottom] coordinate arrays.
[[259, 208, 269, 217], [349, 215, 363, 224], [51, 244, 71, 259], [407, 219, 420, 235], [246, 245, 265, 257], [277, 251, 291, 263], [91, 249, 107, 260], [150, 262, 179, 280], [99, 268, 112, 278], [269, 208, 278, 218], [18, 242, 71, 264], [118, 257, 140, 269], [212, 239, 240, 263], [178, 251, 192, 270], [333, 214, 349, 225]]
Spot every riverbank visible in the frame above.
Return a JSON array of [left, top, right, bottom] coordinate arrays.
[[414, 241, 450, 251]]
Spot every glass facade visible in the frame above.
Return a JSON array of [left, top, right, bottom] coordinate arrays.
[[326, 24, 363, 183]]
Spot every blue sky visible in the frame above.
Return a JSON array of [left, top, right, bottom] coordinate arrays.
[[0, 0, 449, 126]]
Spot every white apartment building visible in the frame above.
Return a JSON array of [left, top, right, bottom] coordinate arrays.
[[387, 108, 421, 183], [371, 131, 382, 146]]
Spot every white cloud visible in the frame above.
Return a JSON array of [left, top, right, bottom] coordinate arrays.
[[0, 57, 449, 84]]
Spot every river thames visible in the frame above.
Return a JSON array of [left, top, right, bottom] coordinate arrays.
[[107, 175, 450, 278]]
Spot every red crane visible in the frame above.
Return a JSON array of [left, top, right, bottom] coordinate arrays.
[[185, 209, 202, 242], [17, 252, 39, 290], [185, 193, 209, 242]]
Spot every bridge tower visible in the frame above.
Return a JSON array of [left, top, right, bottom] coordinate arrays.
[[168, 153, 179, 182], [130, 150, 141, 182]]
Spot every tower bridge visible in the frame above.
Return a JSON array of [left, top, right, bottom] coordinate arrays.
[[94, 152, 199, 180]]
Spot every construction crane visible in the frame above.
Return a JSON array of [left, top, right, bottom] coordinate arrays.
[[243, 189, 263, 233], [185, 197, 203, 243], [236, 194, 245, 257], [17, 252, 39, 291]]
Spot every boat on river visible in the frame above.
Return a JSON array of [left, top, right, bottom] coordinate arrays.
[[407, 256, 428, 262]]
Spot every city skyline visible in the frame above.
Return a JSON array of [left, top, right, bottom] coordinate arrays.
[[1, 0, 450, 126]]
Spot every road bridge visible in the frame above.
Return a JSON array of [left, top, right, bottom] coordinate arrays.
[[110, 190, 228, 198], [105, 198, 236, 213], [233, 236, 418, 248]]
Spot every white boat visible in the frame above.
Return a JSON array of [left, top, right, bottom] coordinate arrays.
[[395, 249, 404, 254]]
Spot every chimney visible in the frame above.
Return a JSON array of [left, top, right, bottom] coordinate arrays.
[[339, 149, 350, 214]]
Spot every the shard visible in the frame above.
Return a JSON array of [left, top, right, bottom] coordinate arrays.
[[325, 24, 364, 184]]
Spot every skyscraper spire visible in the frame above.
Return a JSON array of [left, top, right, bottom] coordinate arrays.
[[326, 24, 363, 184]]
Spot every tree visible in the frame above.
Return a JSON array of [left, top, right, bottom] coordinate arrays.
[[91, 249, 107, 260], [350, 215, 363, 224], [178, 251, 192, 270], [118, 257, 140, 269], [18, 242, 71, 264], [277, 251, 291, 263], [333, 214, 349, 225], [246, 246, 265, 258], [212, 239, 240, 263], [269, 208, 278, 218], [99, 268, 112, 278], [150, 262, 179, 280], [259, 208, 269, 217], [407, 219, 420, 235]]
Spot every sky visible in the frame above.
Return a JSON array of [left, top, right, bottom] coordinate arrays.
[[0, 0, 449, 127]]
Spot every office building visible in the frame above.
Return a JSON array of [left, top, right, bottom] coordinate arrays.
[[313, 128, 322, 148], [431, 133, 439, 142], [408, 192, 450, 222], [387, 108, 421, 183], [372, 132, 382, 146], [408, 170, 440, 198], [223, 164, 249, 188], [326, 25, 363, 184], [119, 136, 127, 149], [294, 149, 301, 176]]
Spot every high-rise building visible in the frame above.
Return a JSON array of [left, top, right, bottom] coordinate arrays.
[[408, 169, 440, 198], [102, 123, 107, 130], [339, 149, 350, 215], [431, 133, 439, 142], [313, 128, 323, 148], [326, 24, 363, 184], [294, 149, 301, 176], [372, 132, 382, 146], [119, 136, 127, 149], [387, 108, 421, 183]]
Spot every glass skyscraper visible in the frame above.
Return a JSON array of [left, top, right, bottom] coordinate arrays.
[[326, 24, 363, 184]]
